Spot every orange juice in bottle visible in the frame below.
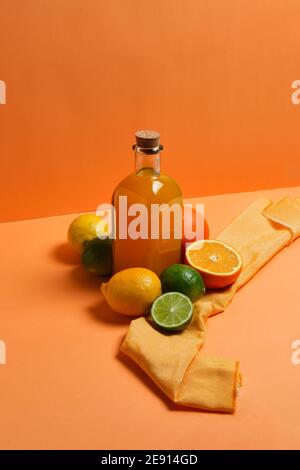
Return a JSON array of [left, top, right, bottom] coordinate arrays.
[[112, 130, 183, 275]]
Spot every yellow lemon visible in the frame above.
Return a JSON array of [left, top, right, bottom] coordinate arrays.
[[68, 214, 108, 253], [101, 268, 162, 317]]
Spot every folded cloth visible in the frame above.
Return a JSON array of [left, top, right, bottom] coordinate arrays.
[[121, 197, 300, 412]]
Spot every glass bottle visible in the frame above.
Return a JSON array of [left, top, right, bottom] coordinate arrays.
[[112, 130, 183, 275]]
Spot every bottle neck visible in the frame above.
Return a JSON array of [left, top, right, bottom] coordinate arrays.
[[134, 146, 162, 175]]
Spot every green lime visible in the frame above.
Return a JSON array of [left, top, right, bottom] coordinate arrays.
[[81, 237, 113, 276], [150, 292, 194, 332], [160, 264, 205, 302]]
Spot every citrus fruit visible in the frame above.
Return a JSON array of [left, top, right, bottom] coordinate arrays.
[[181, 206, 209, 260], [81, 237, 112, 276], [68, 214, 108, 253], [101, 267, 162, 317], [151, 292, 194, 332], [185, 239, 242, 289], [160, 264, 205, 302]]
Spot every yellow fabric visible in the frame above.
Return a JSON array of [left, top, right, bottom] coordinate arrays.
[[262, 197, 300, 242], [121, 197, 300, 413]]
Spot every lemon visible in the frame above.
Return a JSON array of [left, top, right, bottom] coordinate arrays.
[[101, 268, 162, 317], [68, 214, 108, 253]]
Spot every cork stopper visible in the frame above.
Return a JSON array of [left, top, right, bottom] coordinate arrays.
[[135, 130, 160, 149]]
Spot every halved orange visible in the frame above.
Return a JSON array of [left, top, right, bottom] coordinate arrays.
[[185, 239, 243, 289]]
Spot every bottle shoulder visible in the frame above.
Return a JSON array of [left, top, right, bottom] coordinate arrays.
[[158, 173, 183, 196], [114, 171, 182, 190], [112, 171, 183, 203]]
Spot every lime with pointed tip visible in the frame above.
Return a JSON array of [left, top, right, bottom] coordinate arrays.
[[81, 237, 112, 276], [160, 264, 205, 302], [150, 292, 194, 332]]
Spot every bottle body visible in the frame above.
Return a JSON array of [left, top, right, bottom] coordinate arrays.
[[112, 167, 183, 275]]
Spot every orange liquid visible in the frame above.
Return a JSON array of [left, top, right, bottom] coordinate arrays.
[[112, 168, 183, 275]]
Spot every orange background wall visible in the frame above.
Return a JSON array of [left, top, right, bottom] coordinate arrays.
[[0, 0, 300, 222]]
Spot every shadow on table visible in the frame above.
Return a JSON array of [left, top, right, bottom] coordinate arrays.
[[50, 243, 127, 323], [87, 298, 129, 326], [51, 243, 80, 265], [68, 265, 103, 292]]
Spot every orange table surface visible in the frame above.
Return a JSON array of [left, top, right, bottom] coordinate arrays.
[[1, 185, 300, 450]]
